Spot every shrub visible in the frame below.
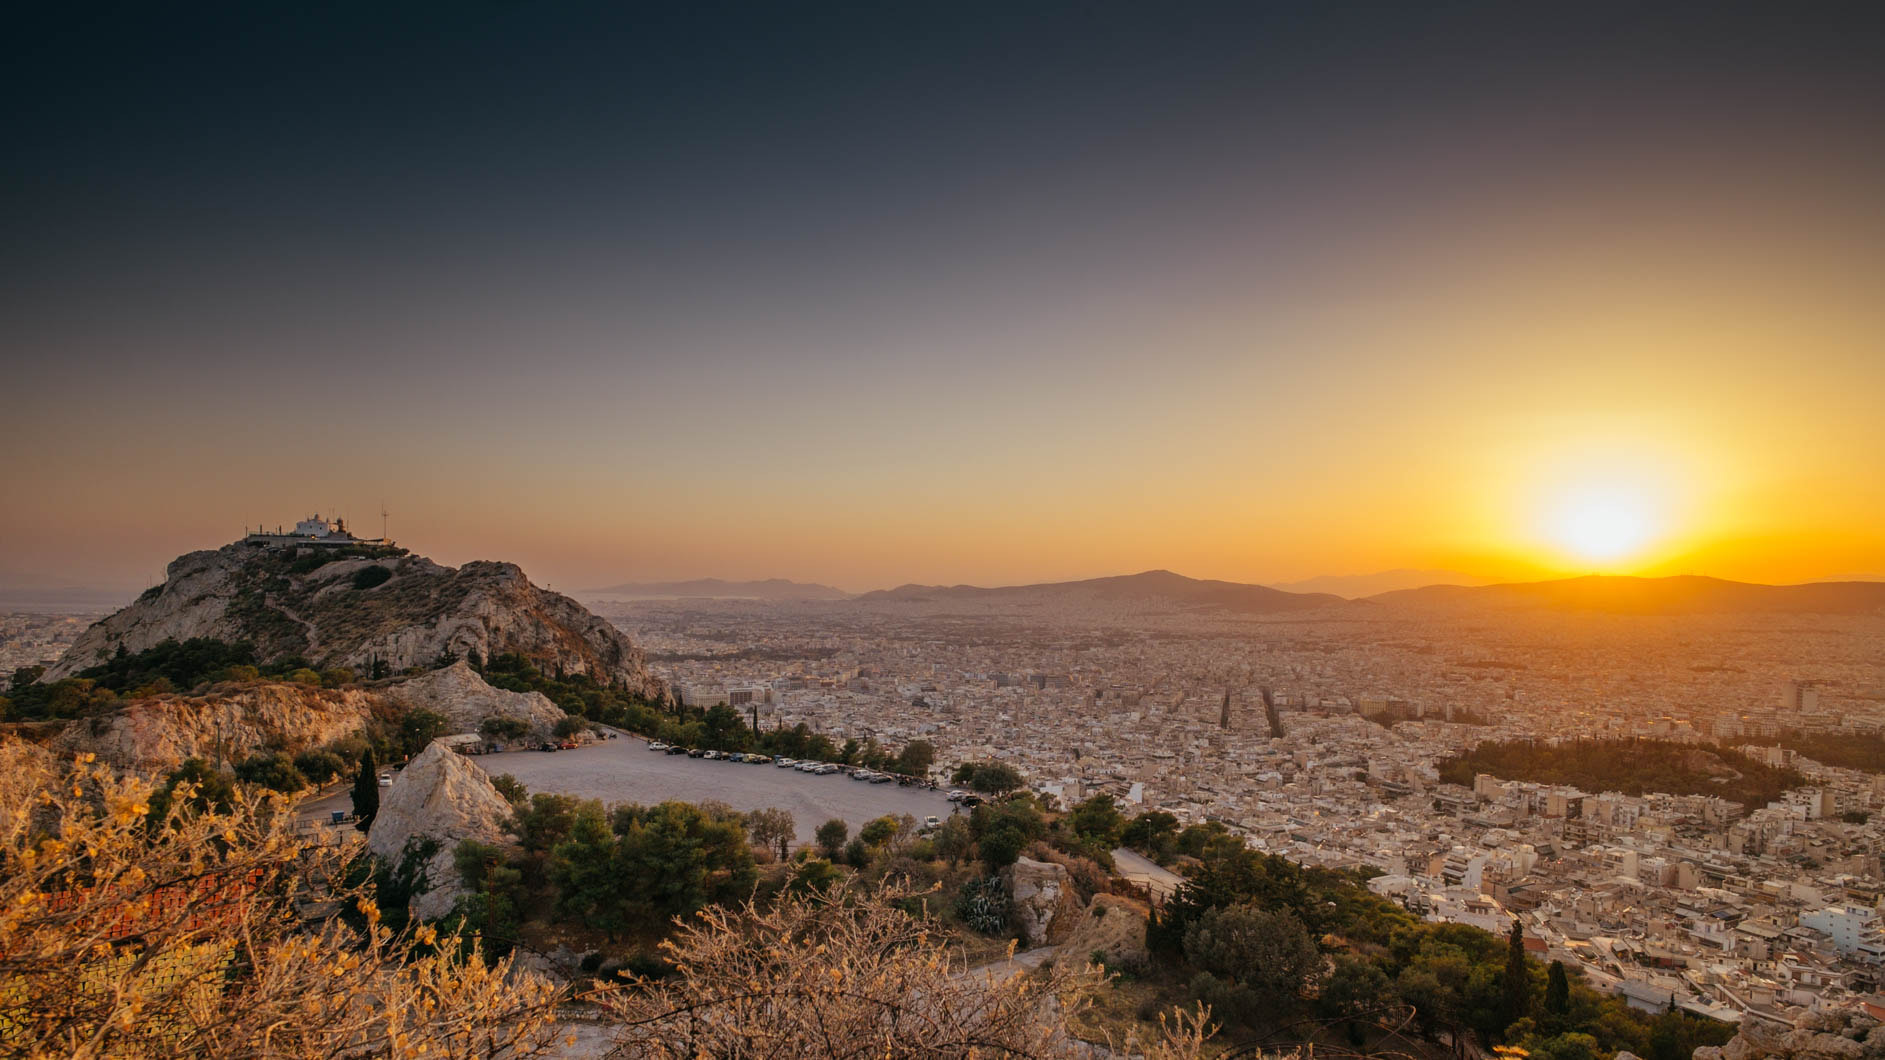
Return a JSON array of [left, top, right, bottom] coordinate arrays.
[[351, 565, 393, 590]]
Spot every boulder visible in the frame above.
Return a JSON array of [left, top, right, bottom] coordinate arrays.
[[1004, 857, 1083, 947], [1060, 893, 1151, 968], [1789, 1031, 1864, 1060], [1743, 1022, 1793, 1055], [367, 742, 514, 921], [387, 661, 566, 743], [1721, 1034, 1757, 1060], [1693, 1047, 1724, 1060]]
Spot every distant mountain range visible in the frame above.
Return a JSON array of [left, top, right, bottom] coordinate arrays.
[[1368, 575, 1885, 615], [582, 578, 851, 601], [1269, 568, 1492, 598], [580, 569, 1885, 617], [857, 569, 1344, 613]]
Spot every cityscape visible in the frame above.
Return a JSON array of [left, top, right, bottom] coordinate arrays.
[[4, 4, 1883, 1058]]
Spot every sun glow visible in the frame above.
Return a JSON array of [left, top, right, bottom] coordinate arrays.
[[1547, 487, 1656, 564]]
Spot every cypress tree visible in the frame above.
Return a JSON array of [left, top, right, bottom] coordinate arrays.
[[1502, 920, 1530, 1031], [1545, 959, 1571, 1017], [352, 747, 380, 832]]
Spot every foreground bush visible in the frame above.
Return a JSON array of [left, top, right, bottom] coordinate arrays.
[[589, 883, 1213, 1059], [0, 740, 562, 1059]]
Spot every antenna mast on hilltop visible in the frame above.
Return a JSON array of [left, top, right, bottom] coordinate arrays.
[[381, 501, 390, 543]]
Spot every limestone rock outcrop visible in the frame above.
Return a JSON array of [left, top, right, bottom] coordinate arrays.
[[1059, 893, 1151, 968], [367, 742, 513, 921], [46, 543, 661, 699], [387, 661, 566, 742], [1698, 1011, 1885, 1060], [54, 682, 381, 771], [1004, 857, 1084, 947]]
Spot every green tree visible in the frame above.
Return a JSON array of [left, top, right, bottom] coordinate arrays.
[[976, 826, 1028, 870], [351, 747, 379, 831], [150, 758, 238, 820], [1066, 793, 1127, 849], [859, 815, 900, 848], [894, 740, 935, 776], [1121, 810, 1181, 862], [747, 807, 795, 860], [1182, 904, 1320, 1006], [1503, 920, 1531, 1032], [399, 708, 450, 756], [549, 802, 624, 936], [815, 818, 849, 858], [933, 816, 973, 865], [1320, 955, 1394, 1044], [1545, 959, 1571, 1020], [508, 793, 585, 854], [233, 751, 308, 793]]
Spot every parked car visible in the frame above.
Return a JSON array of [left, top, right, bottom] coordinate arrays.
[[378, 773, 393, 787], [945, 790, 969, 802], [666, 745, 689, 755], [775, 758, 797, 768], [923, 816, 941, 829], [687, 748, 706, 758], [538, 743, 558, 753], [746, 755, 771, 764], [869, 773, 893, 784], [649, 742, 669, 751]]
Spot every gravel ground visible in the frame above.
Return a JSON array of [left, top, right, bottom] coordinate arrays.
[[473, 737, 958, 845]]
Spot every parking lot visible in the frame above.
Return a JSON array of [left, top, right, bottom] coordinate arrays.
[[474, 737, 958, 845]]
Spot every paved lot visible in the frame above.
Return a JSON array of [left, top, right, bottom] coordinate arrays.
[[475, 737, 957, 845]]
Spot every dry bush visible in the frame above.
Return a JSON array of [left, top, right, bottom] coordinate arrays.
[[0, 739, 563, 1059], [587, 882, 1213, 1059]]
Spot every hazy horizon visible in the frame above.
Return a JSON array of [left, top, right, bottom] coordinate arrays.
[[5, 6, 1882, 593]]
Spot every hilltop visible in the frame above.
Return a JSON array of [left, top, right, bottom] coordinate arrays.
[[1369, 574, 1885, 615], [43, 542, 661, 697], [857, 569, 1343, 613]]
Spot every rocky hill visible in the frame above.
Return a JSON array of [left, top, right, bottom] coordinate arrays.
[[45, 543, 661, 697], [858, 569, 1343, 614], [386, 661, 566, 743]]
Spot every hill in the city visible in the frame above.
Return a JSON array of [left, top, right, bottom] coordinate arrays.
[[583, 577, 850, 601], [44, 542, 661, 696], [858, 569, 1343, 613], [1369, 574, 1885, 615]]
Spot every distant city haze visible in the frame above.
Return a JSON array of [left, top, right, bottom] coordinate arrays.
[[3, 7, 1882, 592]]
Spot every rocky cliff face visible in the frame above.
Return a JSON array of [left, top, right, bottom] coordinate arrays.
[[54, 681, 384, 771], [368, 741, 514, 921], [1005, 857, 1085, 946], [46, 543, 661, 698], [387, 661, 566, 742], [1697, 1011, 1883, 1060]]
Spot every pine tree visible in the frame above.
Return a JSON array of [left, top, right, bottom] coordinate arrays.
[[1545, 959, 1571, 1017], [352, 747, 379, 832], [1502, 920, 1530, 1032]]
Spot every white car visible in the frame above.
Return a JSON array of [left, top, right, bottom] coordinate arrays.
[[649, 742, 669, 751], [775, 758, 797, 768], [378, 773, 393, 787]]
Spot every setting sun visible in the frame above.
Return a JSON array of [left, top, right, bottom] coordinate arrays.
[[1548, 488, 1656, 564]]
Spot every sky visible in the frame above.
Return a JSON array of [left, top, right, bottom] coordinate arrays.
[[4, 3, 1883, 594]]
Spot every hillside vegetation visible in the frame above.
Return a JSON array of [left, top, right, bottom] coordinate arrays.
[[1439, 737, 1805, 807]]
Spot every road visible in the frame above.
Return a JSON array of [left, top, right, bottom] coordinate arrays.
[[473, 737, 956, 845], [1110, 846, 1184, 901]]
